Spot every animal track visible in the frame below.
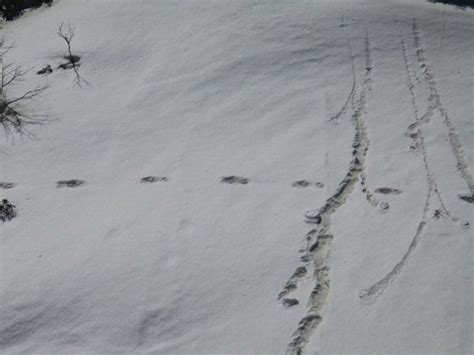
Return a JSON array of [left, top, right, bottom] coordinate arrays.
[[359, 31, 469, 305], [413, 19, 474, 197], [1, 177, 324, 191], [220, 176, 249, 185], [292, 180, 312, 188], [282, 298, 300, 308], [458, 194, 474, 204], [284, 32, 375, 355], [292, 180, 325, 188], [56, 179, 85, 188], [0, 182, 16, 190], [140, 176, 168, 183]]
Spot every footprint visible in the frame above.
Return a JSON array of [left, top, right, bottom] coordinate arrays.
[[374, 187, 402, 195], [0, 182, 16, 190], [56, 179, 85, 188], [220, 176, 249, 185], [304, 209, 322, 224], [292, 180, 325, 188], [458, 194, 474, 204], [282, 298, 299, 308], [292, 180, 312, 188], [377, 201, 390, 213], [140, 176, 168, 183]]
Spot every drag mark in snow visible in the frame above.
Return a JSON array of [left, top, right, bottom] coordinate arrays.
[[284, 33, 375, 355], [358, 35, 467, 304], [413, 18, 474, 199]]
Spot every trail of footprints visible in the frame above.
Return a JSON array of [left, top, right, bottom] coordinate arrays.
[[282, 22, 473, 353], [282, 23, 472, 355], [0, 177, 329, 189], [281, 32, 376, 355]]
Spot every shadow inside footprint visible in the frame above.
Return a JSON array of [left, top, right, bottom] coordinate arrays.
[[56, 179, 85, 188], [140, 176, 168, 183], [220, 176, 249, 185], [374, 187, 402, 195], [0, 182, 16, 190]]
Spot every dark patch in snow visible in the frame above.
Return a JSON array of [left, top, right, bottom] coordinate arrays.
[[56, 179, 85, 188], [0, 182, 16, 190], [37, 65, 52, 75], [59, 55, 81, 70]]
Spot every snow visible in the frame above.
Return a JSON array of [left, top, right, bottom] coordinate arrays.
[[0, 0, 472, 354]]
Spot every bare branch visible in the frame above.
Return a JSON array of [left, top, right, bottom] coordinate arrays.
[[2, 63, 24, 89], [58, 21, 75, 59], [0, 40, 50, 138], [57, 21, 87, 86], [6, 85, 48, 106]]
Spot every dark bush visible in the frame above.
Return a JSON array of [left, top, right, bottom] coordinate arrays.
[[1, 0, 53, 21], [0, 199, 16, 222], [428, 0, 474, 9]]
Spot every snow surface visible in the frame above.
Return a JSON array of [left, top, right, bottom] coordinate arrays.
[[0, 0, 472, 354]]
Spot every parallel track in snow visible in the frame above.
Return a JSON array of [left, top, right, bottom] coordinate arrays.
[[358, 23, 467, 304], [412, 19, 474, 199]]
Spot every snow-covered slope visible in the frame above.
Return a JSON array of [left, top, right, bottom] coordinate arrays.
[[1, 0, 472, 354]]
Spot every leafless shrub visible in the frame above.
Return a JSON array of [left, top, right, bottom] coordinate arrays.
[[58, 21, 87, 86], [0, 40, 49, 138], [0, 199, 17, 222]]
